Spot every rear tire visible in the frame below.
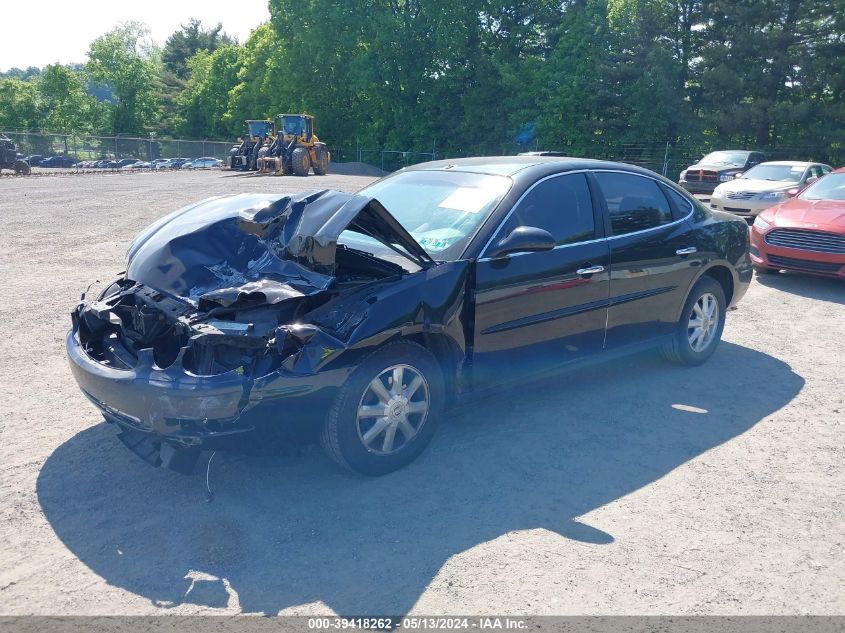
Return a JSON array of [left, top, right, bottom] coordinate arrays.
[[321, 340, 443, 476], [291, 147, 311, 176], [13, 159, 30, 175], [661, 276, 726, 366]]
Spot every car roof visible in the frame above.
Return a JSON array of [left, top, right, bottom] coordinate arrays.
[[403, 155, 651, 177], [832, 167, 845, 174]]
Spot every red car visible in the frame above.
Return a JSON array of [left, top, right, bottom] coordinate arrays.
[[750, 167, 845, 278]]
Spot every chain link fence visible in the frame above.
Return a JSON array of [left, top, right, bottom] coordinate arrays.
[[2, 132, 441, 173], [3, 130, 841, 177], [1, 131, 236, 166], [332, 147, 437, 172], [522, 140, 843, 180], [335, 140, 841, 178]]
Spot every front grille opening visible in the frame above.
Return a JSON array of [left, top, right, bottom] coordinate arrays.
[[152, 336, 184, 369], [183, 341, 282, 377], [765, 229, 845, 254], [767, 254, 843, 273]]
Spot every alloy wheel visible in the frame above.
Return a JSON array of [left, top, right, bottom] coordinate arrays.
[[356, 364, 430, 455], [687, 292, 720, 353]]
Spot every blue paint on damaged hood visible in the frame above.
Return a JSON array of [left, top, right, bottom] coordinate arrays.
[[125, 189, 434, 305]]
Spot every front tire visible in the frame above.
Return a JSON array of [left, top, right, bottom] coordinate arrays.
[[291, 147, 311, 176], [661, 277, 726, 366], [312, 146, 330, 175], [321, 340, 443, 476]]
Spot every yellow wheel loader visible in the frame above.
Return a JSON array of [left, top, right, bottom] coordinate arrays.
[[257, 114, 330, 176], [229, 120, 274, 171]]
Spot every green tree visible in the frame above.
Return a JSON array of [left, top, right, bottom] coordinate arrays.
[[267, 0, 372, 145], [605, 0, 696, 141], [698, 0, 845, 150], [86, 22, 160, 135], [151, 67, 185, 137], [31, 0, 837, 163], [227, 24, 282, 128], [162, 19, 235, 80], [0, 67, 42, 81], [37, 64, 100, 133], [538, 0, 619, 150], [179, 46, 242, 139], [263, 0, 557, 152], [0, 78, 42, 131]]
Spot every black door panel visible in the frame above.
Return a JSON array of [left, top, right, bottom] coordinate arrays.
[[473, 241, 610, 386], [591, 171, 702, 347], [471, 172, 610, 386], [604, 223, 701, 346]]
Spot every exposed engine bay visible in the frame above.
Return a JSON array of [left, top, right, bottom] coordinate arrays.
[[73, 189, 427, 379], [67, 188, 471, 475], [73, 246, 404, 379]]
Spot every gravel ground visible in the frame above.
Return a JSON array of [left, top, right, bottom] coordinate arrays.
[[0, 170, 842, 616]]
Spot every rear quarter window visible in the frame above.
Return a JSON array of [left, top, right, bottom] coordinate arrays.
[[663, 186, 694, 220]]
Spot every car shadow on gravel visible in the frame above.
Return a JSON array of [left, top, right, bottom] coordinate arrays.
[[38, 342, 803, 616], [754, 270, 844, 303]]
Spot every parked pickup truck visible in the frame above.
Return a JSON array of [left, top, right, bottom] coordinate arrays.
[[679, 150, 766, 195]]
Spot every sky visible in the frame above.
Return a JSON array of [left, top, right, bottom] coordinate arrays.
[[0, 0, 270, 72]]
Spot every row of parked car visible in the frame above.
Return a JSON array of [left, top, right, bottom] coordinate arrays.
[[21, 155, 224, 170], [24, 154, 76, 168], [73, 157, 224, 170], [679, 150, 844, 279]]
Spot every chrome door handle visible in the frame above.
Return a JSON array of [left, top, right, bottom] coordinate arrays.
[[576, 265, 605, 275], [676, 247, 697, 256]]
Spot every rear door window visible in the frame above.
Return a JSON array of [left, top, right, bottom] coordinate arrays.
[[593, 172, 673, 236]]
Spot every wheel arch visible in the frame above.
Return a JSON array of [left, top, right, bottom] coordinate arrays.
[[403, 332, 465, 403], [700, 263, 735, 306], [674, 261, 736, 322], [319, 330, 464, 400]]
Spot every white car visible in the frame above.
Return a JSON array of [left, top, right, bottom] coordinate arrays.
[[710, 161, 832, 218], [119, 161, 150, 171], [183, 157, 222, 170]]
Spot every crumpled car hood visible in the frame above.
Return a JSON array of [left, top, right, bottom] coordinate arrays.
[[125, 189, 434, 305]]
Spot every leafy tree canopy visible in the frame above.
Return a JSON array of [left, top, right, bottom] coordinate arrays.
[[86, 22, 159, 135], [2, 2, 843, 168], [162, 19, 236, 80]]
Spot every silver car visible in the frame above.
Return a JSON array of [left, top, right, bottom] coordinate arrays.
[[183, 157, 222, 170], [710, 161, 832, 218]]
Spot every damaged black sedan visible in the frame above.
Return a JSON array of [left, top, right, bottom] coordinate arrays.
[[68, 157, 752, 476]]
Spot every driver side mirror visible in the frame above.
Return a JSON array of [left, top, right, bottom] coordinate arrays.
[[804, 176, 819, 186], [487, 226, 555, 259]]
